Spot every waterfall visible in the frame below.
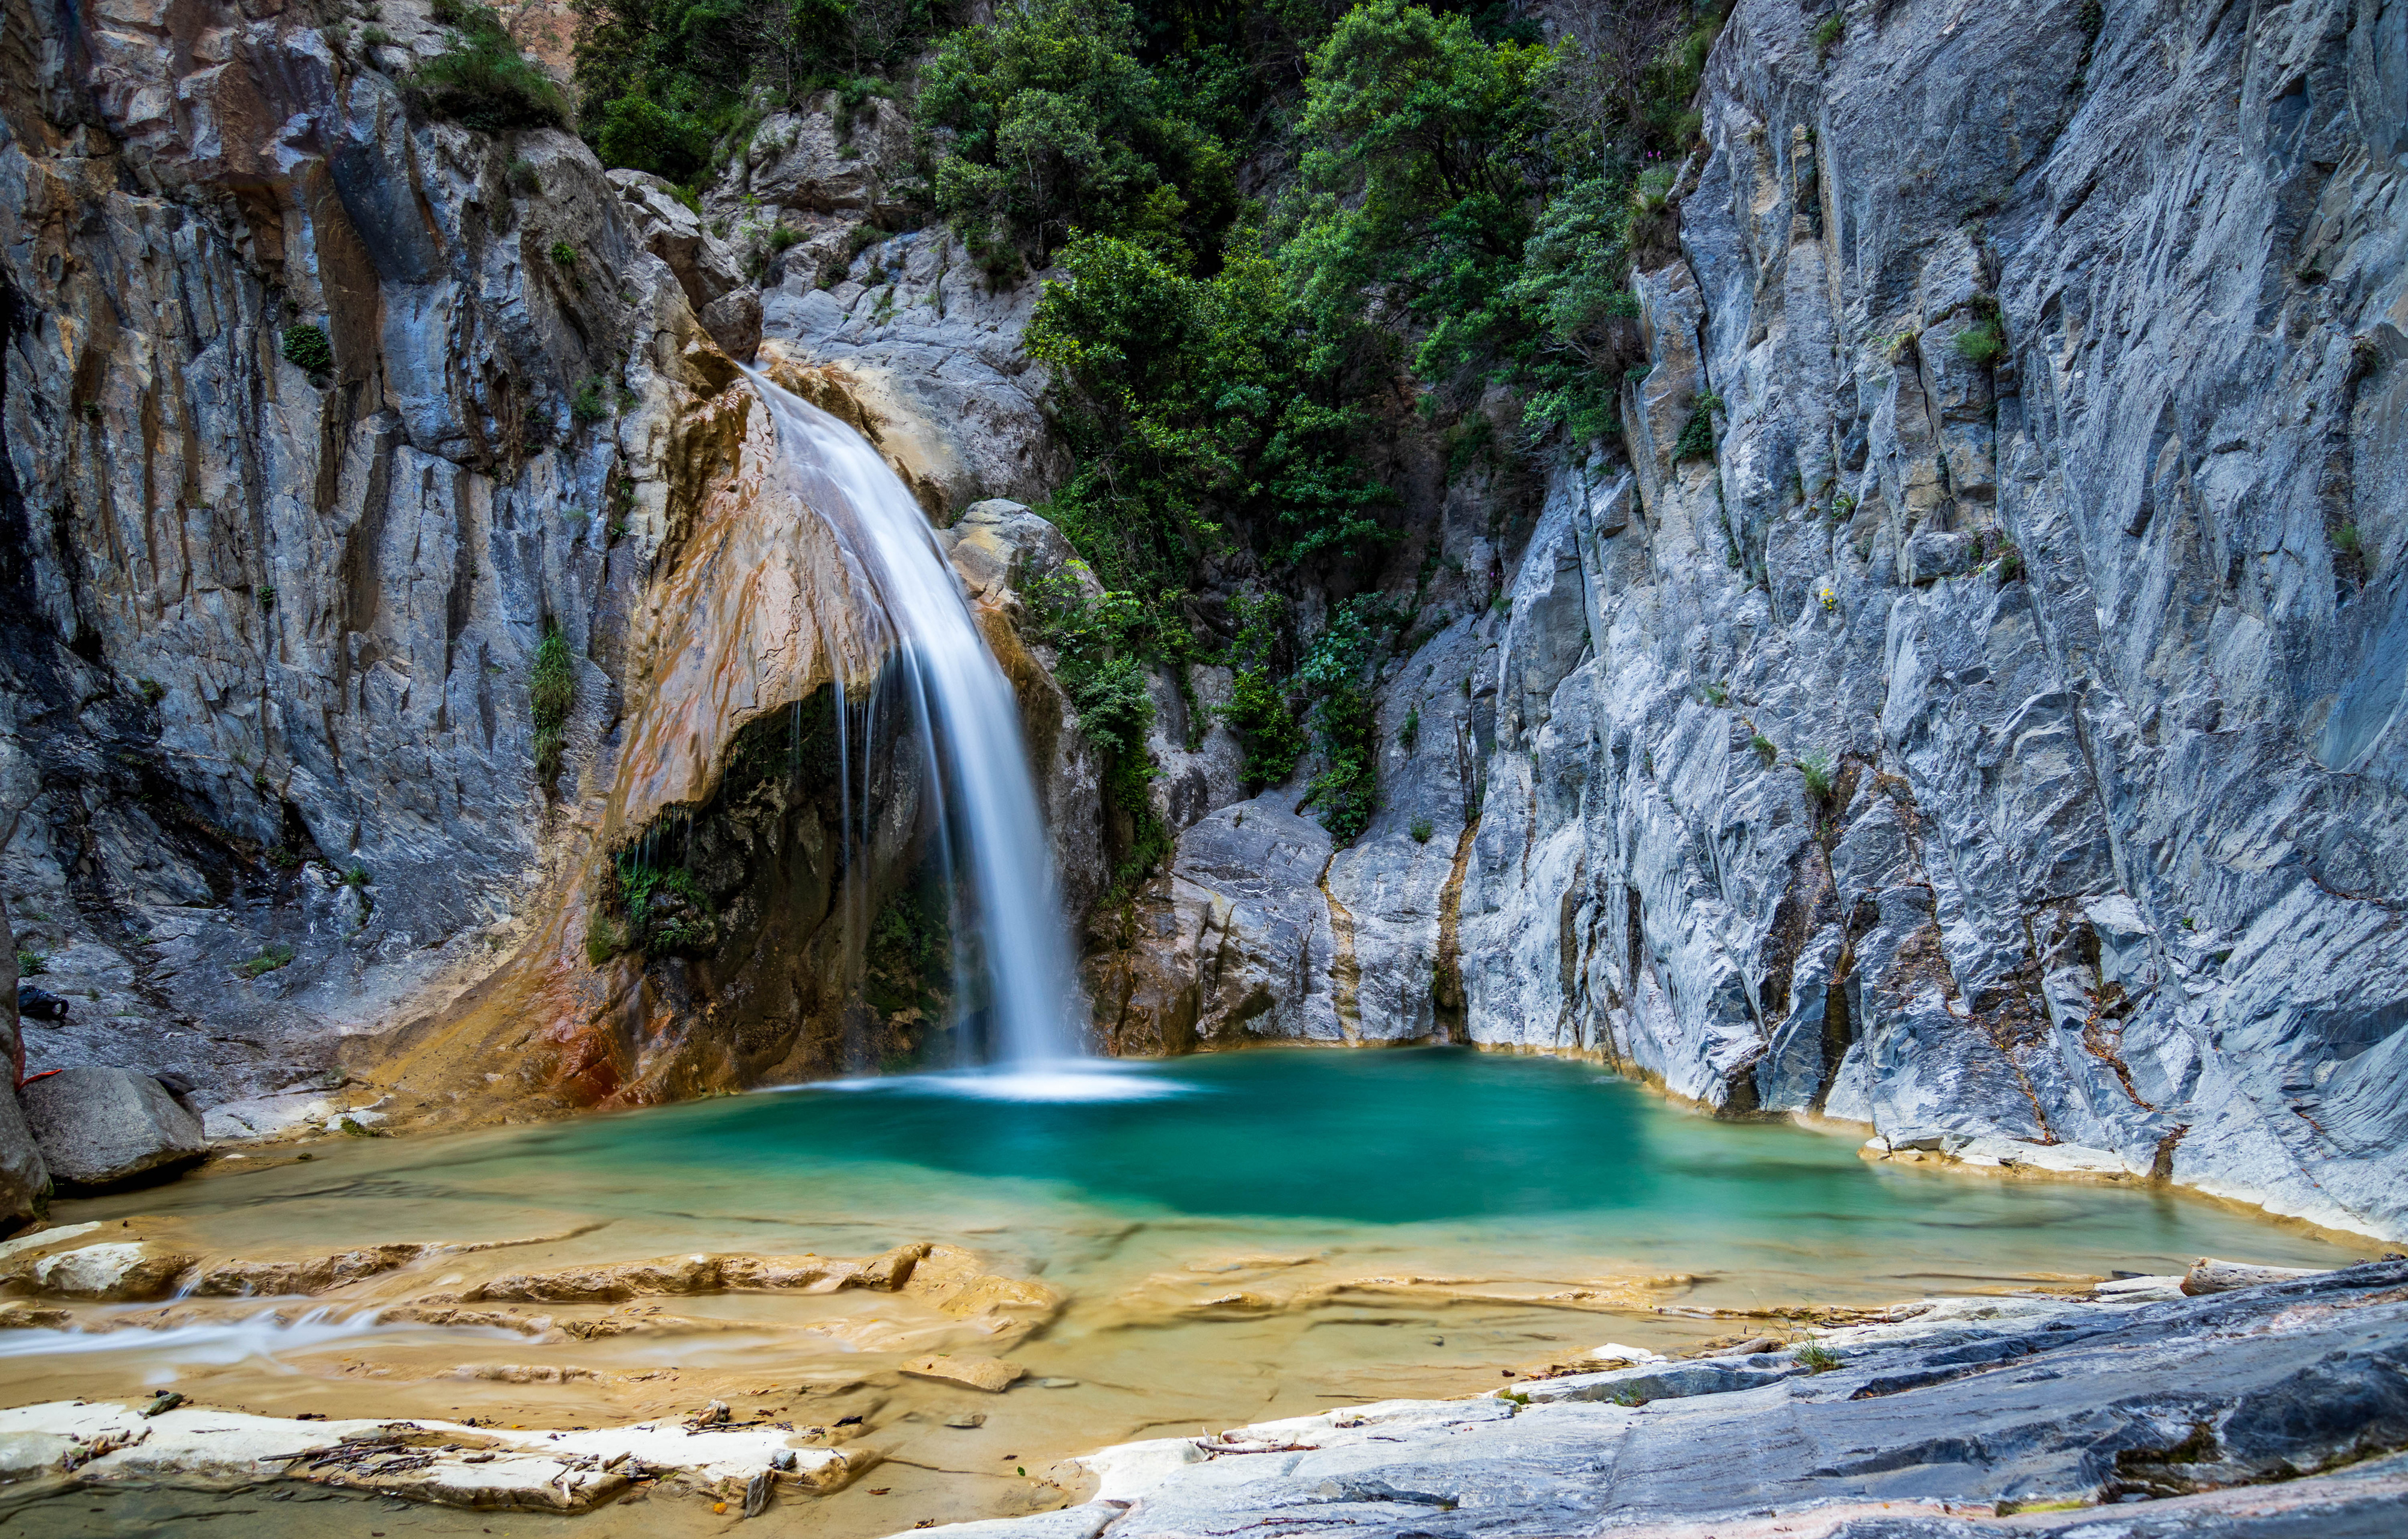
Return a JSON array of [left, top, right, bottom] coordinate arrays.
[[746, 369, 1084, 1069]]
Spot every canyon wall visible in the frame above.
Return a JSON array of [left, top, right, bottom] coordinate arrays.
[[1121, 0, 2408, 1242], [0, 0, 1055, 1130]]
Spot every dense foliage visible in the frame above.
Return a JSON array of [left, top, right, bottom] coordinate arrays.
[[412, 0, 572, 132], [566, 0, 1726, 853]]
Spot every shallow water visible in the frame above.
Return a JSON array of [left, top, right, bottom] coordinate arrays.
[[8, 1048, 2374, 1535]]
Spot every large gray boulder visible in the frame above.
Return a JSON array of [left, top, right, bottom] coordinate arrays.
[[21, 1066, 206, 1192]]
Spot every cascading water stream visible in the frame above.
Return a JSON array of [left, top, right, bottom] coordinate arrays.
[[745, 369, 1085, 1071]]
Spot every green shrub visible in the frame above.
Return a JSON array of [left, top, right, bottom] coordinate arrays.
[[530, 626, 575, 782], [548, 239, 578, 268], [1795, 1343, 1841, 1373], [1409, 816, 1435, 844], [343, 863, 372, 889], [918, 0, 1236, 265], [1954, 320, 2005, 366], [135, 678, 165, 705], [258, 584, 277, 612], [571, 378, 610, 423], [280, 322, 334, 375], [1813, 13, 1843, 63], [593, 96, 713, 183], [1749, 732, 1777, 765], [1397, 705, 1420, 754], [14, 949, 45, 978], [1672, 391, 1723, 462], [235, 943, 296, 979], [361, 25, 397, 48], [1700, 681, 1729, 706], [1798, 751, 1834, 803], [2332, 522, 2362, 557], [409, 2, 569, 133]]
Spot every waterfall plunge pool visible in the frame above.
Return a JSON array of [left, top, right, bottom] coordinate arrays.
[[8, 1048, 2373, 1537]]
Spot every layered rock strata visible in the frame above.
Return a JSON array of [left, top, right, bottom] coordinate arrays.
[[1119, 0, 2408, 1244], [917, 1260, 2408, 1539]]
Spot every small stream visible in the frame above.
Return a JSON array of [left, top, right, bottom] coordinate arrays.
[[8, 1048, 2371, 1537]]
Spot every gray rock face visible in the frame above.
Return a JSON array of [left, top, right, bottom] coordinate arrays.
[[913, 1262, 2408, 1539], [1153, 0, 2408, 1244], [761, 228, 1069, 516], [22, 1066, 206, 1191], [0, 0, 744, 1112]]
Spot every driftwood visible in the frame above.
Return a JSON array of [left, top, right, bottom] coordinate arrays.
[[2180, 1258, 2329, 1296]]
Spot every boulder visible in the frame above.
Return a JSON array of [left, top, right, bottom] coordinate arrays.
[[26, 1242, 196, 1301], [0, 1094, 48, 1229], [20, 1066, 207, 1191]]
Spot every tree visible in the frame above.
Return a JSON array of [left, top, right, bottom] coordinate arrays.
[[918, 0, 1236, 266], [1285, 0, 1549, 387]]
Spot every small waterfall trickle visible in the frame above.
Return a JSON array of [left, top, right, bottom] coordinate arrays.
[[746, 369, 1085, 1069]]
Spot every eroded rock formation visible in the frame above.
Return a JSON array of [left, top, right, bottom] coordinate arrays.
[[1111, 0, 2408, 1242]]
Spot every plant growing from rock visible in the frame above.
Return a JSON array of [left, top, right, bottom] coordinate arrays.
[[235, 943, 296, 979], [280, 322, 333, 376], [1409, 816, 1435, 844], [408, 0, 568, 133], [530, 625, 575, 783], [1672, 390, 1721, 462], [1795, 1343, 1841, 1373], [506, 157, 542, 195], [1954, 317, 2005, 367], [1748, 730, 1777, 765], [1798, 751, 1834, 803], [14, 949, 46, 977], [1813, 13, 1843, 64], [1699, 681, 1729, 706], [571, 378, 610, 424]]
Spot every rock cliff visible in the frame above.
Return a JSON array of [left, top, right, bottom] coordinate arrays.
[[1114, 0, 2408, 1243], [5, 0, 2403, 1249], [0, 0, 1050, 1139]]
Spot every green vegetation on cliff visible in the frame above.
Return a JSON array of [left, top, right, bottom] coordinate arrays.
[[569, 0, 1724, 843]]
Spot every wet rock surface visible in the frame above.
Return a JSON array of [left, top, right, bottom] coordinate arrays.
[[924, 1261, 2408, 1539]]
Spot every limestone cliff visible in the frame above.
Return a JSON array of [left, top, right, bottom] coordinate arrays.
[[0, 0, 1046, 1127], [1117, 0, 2408, 1242]]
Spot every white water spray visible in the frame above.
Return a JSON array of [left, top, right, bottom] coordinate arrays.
[[747, 370, 1085, 1069]]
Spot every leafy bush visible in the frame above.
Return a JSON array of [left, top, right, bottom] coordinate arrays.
[[1795, 1343, 1841, 1373], [571, 378, 610, 423], [918, 0, 1236, 265], [409, 2, 569, 133], [1749, 731, 1777, 765], [1026, 231, 1392, 595], [575, 0, 935, 183], [594, 96, 714, 182], [507, 157, 543, 194], [280, 322, 334, 376], [530, 626, 575, 782], [1798, 751, 1833, 803], [548, 239, 579, 268], [14, 949, 45, 978], [1409, 816, 1435, 844], [1671, 391, 1720, 461], [1954, 320, 2005, 366]]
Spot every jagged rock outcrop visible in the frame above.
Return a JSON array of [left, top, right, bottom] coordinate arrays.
[[1127, 0, 2408, 1243], [1450, 0, 2408, 1240], [0, 0, 1056, 1121], [908, 1260, 2408, 1539]]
